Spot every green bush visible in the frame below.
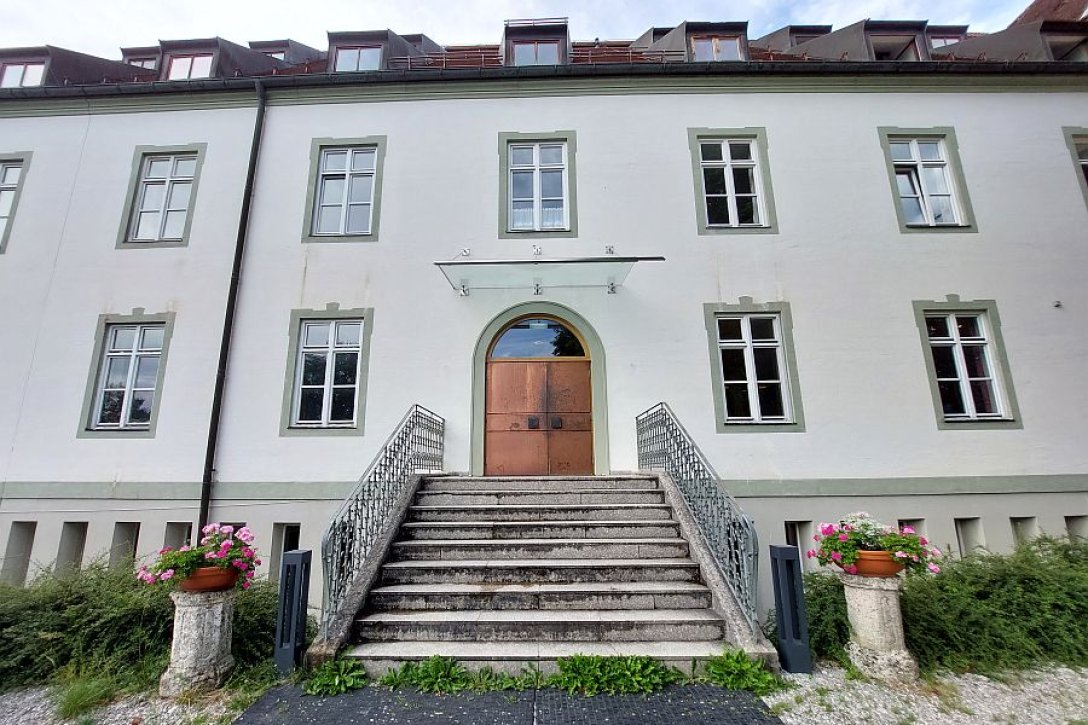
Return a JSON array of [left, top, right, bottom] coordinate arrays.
[[304, 658, 369, 696], [701, 649, 787, 695], [802, 537, 1088, 674], [547, 654, 684, 696]]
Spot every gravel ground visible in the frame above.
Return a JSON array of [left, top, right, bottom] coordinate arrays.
[[763, 663, 1088, 725], [0, 687, 234, 725]]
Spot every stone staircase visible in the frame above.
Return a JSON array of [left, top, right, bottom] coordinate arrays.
[[344, 474, 736, 673]]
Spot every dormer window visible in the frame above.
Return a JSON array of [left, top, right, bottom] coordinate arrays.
[[0, 62, 45, 88], [871, 35, 921, 61], [512, 40, 560, 65], [166, 54, 213, 80], [928, 36, 962, 49], [335, 46, 382, 72], [129, 58, 158, 70], [265, 51, 286, 61], [691, 36, 742, 61]]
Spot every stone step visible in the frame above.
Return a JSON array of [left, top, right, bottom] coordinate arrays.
[[379, 558, 701, 585], [366, 581, 714, 611], [414, 489, 665, 506], [354, 609, 726, 643], [420, 477, 659, 492], [343, 640, 730, 676], [399, 520, 682, 540], [406, 504, 674, 523], [389, 538, 689, 561]]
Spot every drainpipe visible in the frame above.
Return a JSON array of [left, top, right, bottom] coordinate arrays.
[[198, 78, 268, 531]]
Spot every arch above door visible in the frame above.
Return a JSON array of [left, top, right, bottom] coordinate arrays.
[[471, 302, 609, 476]]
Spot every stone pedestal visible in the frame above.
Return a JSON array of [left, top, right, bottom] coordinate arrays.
[[838, 572, 918, 683], [159, 589, 236, 697]]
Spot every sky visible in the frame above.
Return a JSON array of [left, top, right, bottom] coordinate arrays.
[[1, 0, 1029, 59]]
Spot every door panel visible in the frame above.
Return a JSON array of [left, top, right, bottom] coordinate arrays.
[[485, 431, 548, 476], [546, 361, 591, 413], [486, 361, 547, 413], [548, 431, 594, 474]]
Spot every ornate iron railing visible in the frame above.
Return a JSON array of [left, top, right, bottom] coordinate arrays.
[[320, 404, 444, 633], [635, 402, 760, 633]]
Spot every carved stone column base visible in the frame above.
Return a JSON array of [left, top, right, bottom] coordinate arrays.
[[838, 572, 918, 683], [160, 589, 236, 697]]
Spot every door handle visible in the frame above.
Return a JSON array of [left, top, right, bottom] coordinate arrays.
[[551, 416, 563, 429], [528, 416, 540, 430]]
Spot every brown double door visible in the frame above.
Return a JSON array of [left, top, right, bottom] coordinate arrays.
[[485, 359, 593, 476]]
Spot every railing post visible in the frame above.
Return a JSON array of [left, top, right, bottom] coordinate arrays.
[[274, 549, 312, 674], [769, 545, 811, 673]]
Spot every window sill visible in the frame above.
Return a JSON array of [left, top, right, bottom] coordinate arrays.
[[936, 416, 1021, 431], [118, 238, 188, 249], [499, 227, 577, 239], [697, 224, 778, 235], [900, 223, 976, 234], [281, 424, 364, 437], [77, 426, 155, 439], [302, 233, 378, 244], [716, 420, 805, 434]]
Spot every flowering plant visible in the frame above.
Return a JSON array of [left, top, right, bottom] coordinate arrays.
[[806, 512, 942, 575], [137, 522, 262, 589]]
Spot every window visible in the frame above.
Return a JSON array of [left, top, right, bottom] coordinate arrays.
[[302, 137, 386, 243], [870, 35, 921, 60], [166, 54, 212, 80], [118, 145, 205, 248], [79, 311, 174, 438], [270, 523, 301, 581], [691, 36, 742, 61], [954, 517, 986, 555], [1065, 128, 1088, 209], [913, 298, 1020, 430], [1077, 139, 1088, 185], [1, 158, 28, 252], [509, 143, 567, 231], [56, 522, 88, 575], [292, 320, 363, 427], [0, 62, 45, 88], [335, 46, 381, 72], [265, 51, 286, 61], [129, 58, 157, 69], [688, 129, 777, 234], [512, 41, 560, 65], [1, 522, 37, 586], [110, 522, 140, 568], [928, 36, 961, 49], [879, 128, 975, 232]]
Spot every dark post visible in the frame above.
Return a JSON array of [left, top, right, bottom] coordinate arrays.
[[274, 549, 312, 674], [769, 544, 812, 673]]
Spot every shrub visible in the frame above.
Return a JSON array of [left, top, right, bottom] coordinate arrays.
[[701, 649, 786, 694], [304, 658, 369, 696], [547, 654, 684, 696], [802, 573, 850, 664]]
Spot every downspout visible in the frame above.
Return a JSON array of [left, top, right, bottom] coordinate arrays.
[[198, 78, 267, 531]]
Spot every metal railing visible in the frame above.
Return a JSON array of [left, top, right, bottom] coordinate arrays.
[[635, 402, 760, 633], [320, 404, 444, 633]]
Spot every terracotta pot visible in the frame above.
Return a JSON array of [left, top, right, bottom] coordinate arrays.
[[846, 550, 906, 577], [179, 566, 240, 592]]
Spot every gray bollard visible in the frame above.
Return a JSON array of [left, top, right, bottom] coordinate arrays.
[[769, 544, 812, 673], [274, 549, 312, 674]]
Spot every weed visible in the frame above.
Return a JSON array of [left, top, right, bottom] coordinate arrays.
[[769, 701, 793, 715], [303, 658, 369, 696], [700, 649, 787, 695], [54, 677, 117, 720], [548, 654, 684, 696]]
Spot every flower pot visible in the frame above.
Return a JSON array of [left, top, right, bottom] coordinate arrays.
[[179, 566, 240, 592], [849, 550, 906, 577]]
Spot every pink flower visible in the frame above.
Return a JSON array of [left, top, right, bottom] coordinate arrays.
[[841, 523, 852, 532], [930, 547, 942, 556], [242, 547, 254, 558], [838, 533, 849, 542], [221, 525, 234, 535], [237, 527, 254, 543], [845, 565, 858, 574], [831, 551, 843, 562], [812, 534, 820, 542], [919, 537, 929, 546], [232, 560, 248, 570], [894, 551, 908, 558], [245, 569, 255, 579], [219, 540, 233, 552], [254, 559, 262, 566], [179, 545, 191, 552], [159, 546, 173, 555], [159, 569, 174, 581], [911, 555, 919, 562], [204, 552, 219, 560], [242, 581, 252, 590], [202, 523, 220, 535], [806, 549, 816, 558], [901, 526, 915, 534], [927, 563, 941, 574]]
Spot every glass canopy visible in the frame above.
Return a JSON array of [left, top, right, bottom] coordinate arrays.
[[434, 255, 665, 295]]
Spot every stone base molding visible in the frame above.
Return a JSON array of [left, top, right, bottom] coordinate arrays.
[[838, 572, 918, 683], [159, 590, 236, 697]]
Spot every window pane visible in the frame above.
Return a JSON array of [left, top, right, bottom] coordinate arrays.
[[510, 147, 534, 166], [134, 356, 159, 388], [490, 319, 584, 358], [938, 381, 966, 415], [970, 380, 997, 415], [703, 168, 727, 195], [167, 182, 191, 210], [540, 146, 564, 165], [316, 207, 341, 234], [105, 357, 130, 388], [511, 201, 533, 229], [757, 383, 784, 418], [351, 149, 376, 171], [99, 391, 124, 424], [167, 57, 192, 80], [140, 184, 164, 211], [724, 384, 751, 418], [346, 204, 371, 233], [930, 345, 958, 379], [728, 142, 752, 161], [358, 48, 381, 70], [929, 195, 955, 224], [174, 157, 197, 177], [147, 159, 171, 179], [716, 38, 741, 61], [336, 322, 361, 346], [511, 171, 533, 199], [320, 177, 345, 204], [753, 347, 779, 381], [962, 345, 989, 378], [895, 170, 918, 197], [700, 143, 723, 162], [541, 199, 564, 228], [0, 190, 12, 217], [298, 389, 323, 421], [956, 316, 980, 338], [302, 353, 326, 385], [330, 389, 355, 421], [23, 64, 44, 86], [189, 55, 212, 78], [334, 352, 358, 385], [2, 164, 22, 184], [349, 175, 373, 203], [749, 318, 775, 341], [0, 66, 20, 88], [335, 48, 359, 72], [513, 43, 535, 66], [162, 210, 186, 239], [918, 141, 941, 161], [541, 170, 563, 198], [706, 197, 730, 225], [112, 327, 136, 351], [899, 197, 925, 225], [922, 166, 949, 195], [720, 349, 746, 381], [128, 391, 153, 423], [141, 326, 164, 350], [717, 318, 742, 341], [693, 38, 714, 61], [537, 42, 559, 65], [732, 168, 754, 195], [925, 316, 949, 338], [1077, 143, 1088, 161], [736, 197, 757, 225], [323, 151, 348, 171], [304, 323, 329, 347], [889, 142, 912, 161]]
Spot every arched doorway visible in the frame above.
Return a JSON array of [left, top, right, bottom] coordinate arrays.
[[471, 303, 609, 476]]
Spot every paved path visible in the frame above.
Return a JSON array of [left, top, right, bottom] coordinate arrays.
[[237, 684, 782, 724]]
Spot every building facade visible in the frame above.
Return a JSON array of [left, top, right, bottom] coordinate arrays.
[[2, 11, 1087, 615]]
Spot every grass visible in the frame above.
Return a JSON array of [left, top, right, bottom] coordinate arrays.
[[54, 676, 117, 719]]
